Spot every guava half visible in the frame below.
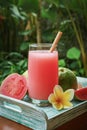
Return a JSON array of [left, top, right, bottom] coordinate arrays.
[[75, 87, 87, 101], [59, 67, 78, 91], [0, 73, 27, 99]]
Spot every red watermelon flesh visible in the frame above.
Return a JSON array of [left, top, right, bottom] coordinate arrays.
[[75, 87, 87, 101], [0, 73, 28, 99]]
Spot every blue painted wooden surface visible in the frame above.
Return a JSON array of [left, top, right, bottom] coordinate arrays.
[[0, 77, 87, 130]]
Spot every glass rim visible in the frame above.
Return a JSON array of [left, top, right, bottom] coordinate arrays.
[[29, 43, 52, 48]]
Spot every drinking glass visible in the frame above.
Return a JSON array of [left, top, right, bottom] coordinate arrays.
[[28, 43, 58, 106]]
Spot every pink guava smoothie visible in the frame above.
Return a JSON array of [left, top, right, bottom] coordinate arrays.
[[28, 50, 58, 100]]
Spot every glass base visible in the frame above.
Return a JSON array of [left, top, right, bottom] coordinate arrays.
[[31, 98, 50, 107]]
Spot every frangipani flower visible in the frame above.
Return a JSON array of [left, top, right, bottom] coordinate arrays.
[[48, 85, 74, 110]]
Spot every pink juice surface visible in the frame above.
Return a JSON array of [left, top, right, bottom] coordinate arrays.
[[28, 50, 58, 100]]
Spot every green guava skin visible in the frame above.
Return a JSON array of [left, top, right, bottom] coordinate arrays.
[[59, 67, 78, 91], [23, 70, 28, 79]]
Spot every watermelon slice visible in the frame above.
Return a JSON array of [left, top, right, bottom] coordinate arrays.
[[0, 73, 28, 99], [75, 87, 87, 101]]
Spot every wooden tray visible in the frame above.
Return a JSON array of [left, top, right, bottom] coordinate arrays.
[[0, 77, 87, 130]]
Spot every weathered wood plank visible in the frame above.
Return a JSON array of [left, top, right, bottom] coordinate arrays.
[[0, 77, 87, 130]]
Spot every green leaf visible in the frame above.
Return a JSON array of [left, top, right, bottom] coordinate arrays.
[[10, 4, 26, 20], [19, 30, 33, 36], [6, 52, 23, 59], [18, 0, 39, 13], [47, 0, 60, 7], [20, 42, 29, 51], [79, 68, 85, 75], [59, 59, 66, 67], [0, 0, 15, 7], [67, 47, 81, 60], [17, 59, 27, 68]]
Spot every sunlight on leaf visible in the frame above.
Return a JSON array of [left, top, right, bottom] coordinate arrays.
[[67, 47, 81, 60]]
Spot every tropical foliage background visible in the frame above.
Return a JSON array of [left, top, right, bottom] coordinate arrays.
[[0, 0, 87, 84]]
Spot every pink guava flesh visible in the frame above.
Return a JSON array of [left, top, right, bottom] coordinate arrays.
[[0, 73, 28, 99], [75, 87, 87, 101]]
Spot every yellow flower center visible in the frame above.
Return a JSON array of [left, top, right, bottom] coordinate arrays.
[[56, 97, 63, 104]]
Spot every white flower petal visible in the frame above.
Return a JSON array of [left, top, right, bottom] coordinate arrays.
[[64, 89, 74, 101]]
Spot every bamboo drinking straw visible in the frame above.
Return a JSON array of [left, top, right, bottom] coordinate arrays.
[[50, 31, 63, 52]]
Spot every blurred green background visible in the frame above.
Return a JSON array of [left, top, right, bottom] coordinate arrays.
[[0, 0, 87, 84]]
